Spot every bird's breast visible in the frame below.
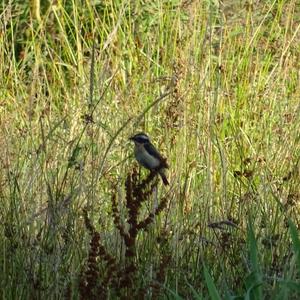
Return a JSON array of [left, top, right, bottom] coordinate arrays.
[[134, 144, 160, 170]]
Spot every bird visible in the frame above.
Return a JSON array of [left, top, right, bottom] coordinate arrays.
[[129, 132, 169, 185]]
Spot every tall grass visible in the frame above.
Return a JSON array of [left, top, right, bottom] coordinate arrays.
[[1, 0, 300, 298]]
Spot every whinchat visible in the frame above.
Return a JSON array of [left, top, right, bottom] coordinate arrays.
[[129, 132, 169, 185]]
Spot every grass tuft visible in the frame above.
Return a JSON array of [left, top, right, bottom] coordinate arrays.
[[1, 0, 300, 298]]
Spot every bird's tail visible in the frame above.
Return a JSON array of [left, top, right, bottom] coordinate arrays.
[[159, 169, 169, 186]]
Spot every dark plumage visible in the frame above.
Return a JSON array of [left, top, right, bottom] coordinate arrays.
[[143, 143, 169, 169], [129, 132, 169, 185], [131, 133, 150, 144]]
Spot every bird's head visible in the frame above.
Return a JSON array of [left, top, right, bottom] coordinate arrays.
[[129, 132, 150, 145]]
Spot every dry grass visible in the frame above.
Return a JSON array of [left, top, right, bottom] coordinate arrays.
[[1, 0, 300, 298]]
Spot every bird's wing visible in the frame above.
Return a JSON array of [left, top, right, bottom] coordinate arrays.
[[144, 143, 169, 168]]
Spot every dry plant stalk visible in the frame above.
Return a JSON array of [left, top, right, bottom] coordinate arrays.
[[79, 169, 171, 299]]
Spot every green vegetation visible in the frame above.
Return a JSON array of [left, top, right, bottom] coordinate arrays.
[[1, 0, 300, 298]]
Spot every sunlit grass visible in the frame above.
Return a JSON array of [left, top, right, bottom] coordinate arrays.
[[1, 0, 300, 298]]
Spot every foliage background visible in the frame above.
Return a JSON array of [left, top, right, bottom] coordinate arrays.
[[1, 0, 300, 299]]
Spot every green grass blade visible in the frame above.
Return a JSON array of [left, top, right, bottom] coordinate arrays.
[[203, 264, 221, 300], [246, 218, 263, 300], [288, 219, 300, 273]]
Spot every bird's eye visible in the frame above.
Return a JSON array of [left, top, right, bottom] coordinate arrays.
[[136, 136, 149, 143]]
